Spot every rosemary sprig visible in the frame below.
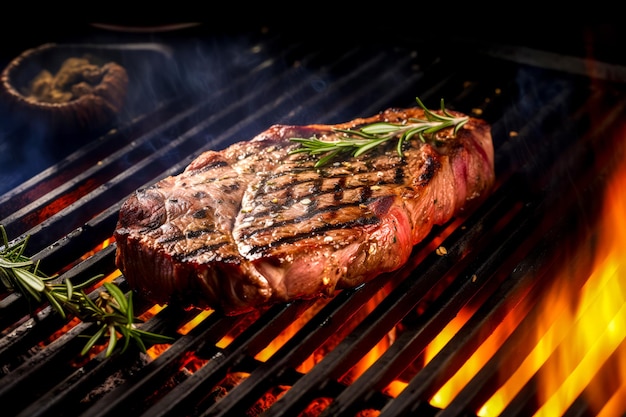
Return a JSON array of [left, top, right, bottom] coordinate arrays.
[[0, 225, 174, 357], [289, 97, 469, 167]]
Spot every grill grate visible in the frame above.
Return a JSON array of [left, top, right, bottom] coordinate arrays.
[[1, 24, 625, 417]]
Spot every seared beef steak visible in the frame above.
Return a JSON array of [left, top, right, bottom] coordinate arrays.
[[114, 106, 495, 315]]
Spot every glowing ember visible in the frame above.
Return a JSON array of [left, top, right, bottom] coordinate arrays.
[[83, 238, 111, 260], [384, 380, 408, 399]]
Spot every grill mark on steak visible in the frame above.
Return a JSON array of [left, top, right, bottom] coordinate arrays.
[[334, 178, 345, 200], [234, 164, 409, 244], [245, 215, 380, 256], [192, 209, 208, 219], [237, 200, 380, 239], [114, 106, 495, 315], [359, 186, 372, 203], [174, 244, 238, 262], [419, 154, 439, 182], [394, 166, 405, 184], [157, 227, 216, 244]]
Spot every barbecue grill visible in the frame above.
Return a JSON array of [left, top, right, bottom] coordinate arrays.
[[1, 22, 625, 416]]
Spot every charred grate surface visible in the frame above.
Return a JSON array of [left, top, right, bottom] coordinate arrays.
[[1, 24, 626, 417]]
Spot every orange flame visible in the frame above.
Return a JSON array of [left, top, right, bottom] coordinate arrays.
[[531, 155, 626, 416], [476, 145, 626, 415], [420, 126, 626, 415]]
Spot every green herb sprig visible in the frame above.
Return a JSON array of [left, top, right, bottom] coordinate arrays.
[[289, 97, 469, 167], [0, 225, 174, 357]]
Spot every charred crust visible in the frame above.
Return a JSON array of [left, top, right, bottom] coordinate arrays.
[[157, 234, 187, 244], [245, 215, 380, 256], [192, 209, 208, 219], [221, 183, 240, 193], [418, 154, 440, 183], [394, 167, 405, 184], [359, 186, 372, 204], [173, 242, 232, 262], [237, 200, 380, 240], [333, 178, 346, 201], [185, 229, 213, 239]]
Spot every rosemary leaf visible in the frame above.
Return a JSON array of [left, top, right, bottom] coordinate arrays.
[[12, 268, 46, 292], [82, 325, 106, 356], [131, 331, 148, 353], [289, 96, 469, 166], [0, 258, 32, 268], [0, 224, 175, 358], [353, 137, 389, 157], [104, 281, 129, 313], [106, 325, 118, 357], [65, 278, 73, 301], [44, 291, 67, 320], [118, 326, 133, 353]]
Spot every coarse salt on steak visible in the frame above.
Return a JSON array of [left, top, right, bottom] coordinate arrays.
[[113, 105, 495, 315]]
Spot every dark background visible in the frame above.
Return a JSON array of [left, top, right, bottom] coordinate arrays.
[[0, 20, 623, 199], [1, 21, 624, 67]]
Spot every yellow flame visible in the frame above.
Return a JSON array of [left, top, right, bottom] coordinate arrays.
[[477, 143, 626, 416], [426, 308, 475, 408], [384, 380, 408, 398], [533, 158, 626, 416], [432, 302, 528, 413], [421, 123, 626, 416], [343, 331, 395, 384], [255, 299, 331, 364]]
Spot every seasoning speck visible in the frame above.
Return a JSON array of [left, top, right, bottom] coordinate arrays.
[[301, 198, 312, 205], [436, 246, 447, 256]]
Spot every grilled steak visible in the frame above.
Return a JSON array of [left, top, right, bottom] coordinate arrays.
[[114, 105, 495, 315]]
